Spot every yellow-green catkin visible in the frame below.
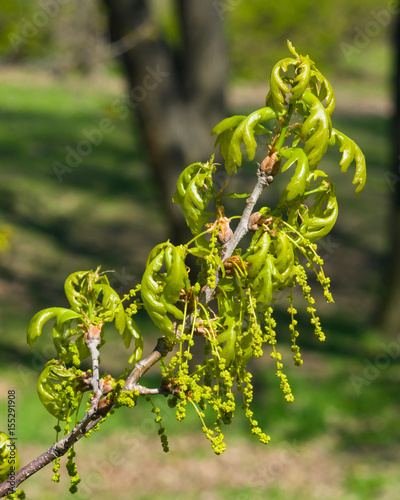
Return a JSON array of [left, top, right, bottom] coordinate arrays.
[[294, 264, 326, 342], [287, 289, 302, 366]]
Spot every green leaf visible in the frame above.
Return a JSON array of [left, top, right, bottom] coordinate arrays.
[[280, 148, 310, 201], [163, 244, 188, 304], [218, 314, 237, 366], [329, 128, 366, 193], [92, 283, 130, 340], [246, 231, 271, 279], [290, 55, 312, 103], [37, 360, 79, 420], [64, 271, 90, 312], [221, 191, 251, 199], [308, 169, 328, 182], [310, 69, 336, 116], [124, 316, 143, 363], [211, 115, 247, 136], [251, 257, 273, 311], [300, 91, 330, 169], [212, 108, 279, 174], [213, 129, 240, 175], [266, 57, 297, 113], [300, 183, 338, 242], [27, 307, 81, 347], [269, 231, 295, 290], [229, 107, 279, 168], [173, 158, 215, 234], [141, 246, 184, 340]]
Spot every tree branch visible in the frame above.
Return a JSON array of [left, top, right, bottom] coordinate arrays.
[[221, 167, 273, 261], [202, 165, 274, 304], [0, 157, 274, 497], [85, 325, 102, 401], [0, 337, 172, 497]]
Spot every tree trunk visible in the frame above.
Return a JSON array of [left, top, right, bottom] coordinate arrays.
[[102, 0, 227, 244], [375, 16, 400, 336]]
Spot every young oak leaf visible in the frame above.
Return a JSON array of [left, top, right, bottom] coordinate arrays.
[[211, 108, 278, 174], [173, 159, 215, 233], [27, 307, 82, 347], [300, 91, 330, 169], [266, 57, 297, 113], [329, 128, 366, 194], [280, 148, 310, 201]]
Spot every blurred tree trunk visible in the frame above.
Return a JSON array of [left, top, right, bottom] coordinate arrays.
[[376, 17, 400, 336], [102, 0, 227, 244]]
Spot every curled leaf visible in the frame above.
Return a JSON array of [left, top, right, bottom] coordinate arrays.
[[329, 128, 366, 193], [310, 69, 336, 116], [141, 243, 187, 340], [92, 283, 125, 334], [250, 256, 273, 311], [246, 231, 271, 279], [300, 183, 338, 242], [163, 244, 188, 304], [290, 55, 312, 103], [230, 107, 278, 167], [212, 108, 279, 174], [217, 314, 237, 366], [266, 58, 297, 113], [211, 115, 247, 136], [125, 316, 143, 364], [37, 360, 79, 420], [64, 271, 90, 312], [269, 231, 295, 290], [300, 91, 330, 169], [280, 148, 310, 201], [173, 158, 215, 234], [27, 307, 81, 347]]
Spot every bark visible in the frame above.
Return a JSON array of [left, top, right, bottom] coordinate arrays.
[[375, 16, 400, 336], [102, 0, 227, 243]]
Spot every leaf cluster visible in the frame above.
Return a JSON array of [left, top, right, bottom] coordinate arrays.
[[17, 41, 367, 496], [27, 268, 143, 422]]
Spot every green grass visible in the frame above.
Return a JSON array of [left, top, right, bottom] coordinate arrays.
[[0, 71, 167, 318], [0, 62, 397, 499]]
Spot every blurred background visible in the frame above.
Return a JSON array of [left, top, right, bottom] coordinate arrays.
[[0, 1, 399, 499]]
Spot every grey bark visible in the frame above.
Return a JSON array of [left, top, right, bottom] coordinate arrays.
[[375, 16, 400, 336], [102, 0, 227, 243]]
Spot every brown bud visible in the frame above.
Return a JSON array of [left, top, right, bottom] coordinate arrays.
[[217, 217, 233, 245], [248, 213, 274, 231], [261, 151, 281, 177], [223, 255, 248, 276]]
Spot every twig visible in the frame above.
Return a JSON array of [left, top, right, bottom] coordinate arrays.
[[0, 156, 276, 497], [85, 324, 102, 402], [202, 165, 273, 304], [0, 337, 172, 497], [221, 167, 273, 261], [124, 337, 171, 391]]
